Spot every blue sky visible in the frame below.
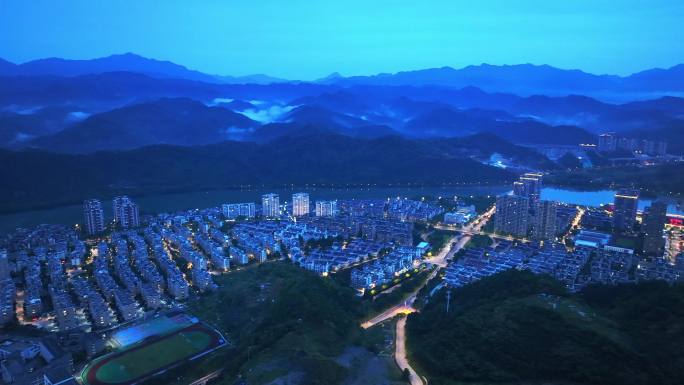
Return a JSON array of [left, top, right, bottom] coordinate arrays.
[[1, 0, 683, 79]]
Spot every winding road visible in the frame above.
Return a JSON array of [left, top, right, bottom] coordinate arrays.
[[361, 206, 496, 385]]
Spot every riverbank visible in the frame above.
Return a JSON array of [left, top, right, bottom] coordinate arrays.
[[2, 185, 683, 235], [546, 162, 684, 198], [0, 185, 511, 234]]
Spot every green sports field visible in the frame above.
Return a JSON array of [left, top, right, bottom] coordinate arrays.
[[81, 325, 221, 385]]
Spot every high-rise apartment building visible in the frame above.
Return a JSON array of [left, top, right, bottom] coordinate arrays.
[[292, 193, 310, 217], [261, 193, 280, 218], [532, 200, 558, 241], [113, 196, 140, 229], [315, 200, 338, 217], [494, 195, 529, 238], [83, 199, 105, 236], [222, 202, 256, 219], [598, 133, 617, 152], [642, 200, 667, 256], [514, 173, 542, 207], [613, 189, 639, 233]]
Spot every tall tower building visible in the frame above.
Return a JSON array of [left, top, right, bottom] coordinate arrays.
[[494, 195, 529, 238], [613, 189, 639, 233], [516, 173, 543, 207], [513, 181, 525, 197], [532, 200, 558, 241], [292, 193, 310, 217], [113, 196, 140, 229], [261, 193, 280, 218], [642, 200, 667, 256], [83, 199, 105, 236], [598, 133, 617, 152], [315, 200, 338, 217]]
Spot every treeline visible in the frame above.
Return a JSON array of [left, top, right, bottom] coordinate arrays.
[[0, 133, 518, 213], [406, 270, 684, 385], [546, 162, 684, 196]]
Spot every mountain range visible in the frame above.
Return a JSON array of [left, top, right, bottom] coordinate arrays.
[[1, 53, 684, 213], [320, 63, 684, 98], [3, 53, 684, 98], [4, 68, 681, 135], [2, 69, 683, 153], [0, 53, 286, 84]]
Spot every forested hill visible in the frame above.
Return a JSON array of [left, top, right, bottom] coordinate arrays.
[[0, 133, 532, 213], [406, 270, 684, 385]]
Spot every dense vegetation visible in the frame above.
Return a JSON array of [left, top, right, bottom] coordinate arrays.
[[546, 162, 684, 196], [151, 262, 390, 385], [406, 270, 684, 385], [0, 133, 525, 213], [464, 234, 493, 248], [427, 229, 457, 251], [366, 267, 433, 314]]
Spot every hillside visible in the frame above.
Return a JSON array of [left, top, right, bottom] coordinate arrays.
[[545, 162, 684, 195], [404, 107, 596, 144], [28, 98, 259, 152], [0, 133, 525, 212], [145, 262, 401, 385], [0, 72, 329, 109], [406, 270, 684, 385]]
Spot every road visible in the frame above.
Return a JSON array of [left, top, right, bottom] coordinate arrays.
[[361, 206, 497, 385], [363, 206, 496, 331], [561, 207, 585, 243], [395, 316, 423, 385], [424, 205, 496, 266]]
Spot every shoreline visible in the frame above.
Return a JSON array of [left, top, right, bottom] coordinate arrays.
[[2, 184, 682, 236]]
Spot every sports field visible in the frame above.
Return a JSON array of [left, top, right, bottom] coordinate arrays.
[[81, 323, 224, 385], [111, 312, 197, 348]]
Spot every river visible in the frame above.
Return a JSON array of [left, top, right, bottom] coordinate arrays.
[[1, 186, 682, 234]]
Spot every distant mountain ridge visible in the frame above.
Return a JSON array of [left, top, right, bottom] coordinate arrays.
[[321, 63, 684, 97], [0, 53, 286, 84], [1, 53, 684, 96], [1, 57, 683, 154]]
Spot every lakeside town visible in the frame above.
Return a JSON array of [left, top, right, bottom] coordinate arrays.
[[0, 172, 682, 384]]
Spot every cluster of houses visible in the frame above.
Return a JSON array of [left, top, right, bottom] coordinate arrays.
[[295, 239, 391, 274], [350, 246, 424, 292], [387, 198, 445, 222], [445, 229, 684, 292], [0, 195, 445, 333], [0, 335, 78, 385]]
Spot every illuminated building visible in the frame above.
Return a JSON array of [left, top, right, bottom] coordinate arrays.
[[494, 195, 529, 237], [113, 196, 140, 229], [315, 200, 337, 217], [642, 200, 667, 256], [292, 192, 310, 217], [261, 193, 280, 218], [613, 189, 639, 233], [532, 200, 557, 241], [83, 199, 105, 236]]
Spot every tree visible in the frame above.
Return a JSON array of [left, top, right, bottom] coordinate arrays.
[[402, 368, 411, 382]]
